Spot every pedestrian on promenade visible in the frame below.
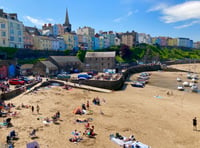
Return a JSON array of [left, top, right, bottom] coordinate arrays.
[[193, 117, 197, 131]]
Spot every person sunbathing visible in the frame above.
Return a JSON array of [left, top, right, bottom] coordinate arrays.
[[85, 123, 90, 129], [45, 117, 51, 122], [76, 119, 88, 123]]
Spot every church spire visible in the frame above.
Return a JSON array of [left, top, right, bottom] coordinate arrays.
[[63, 8, 71, 33]]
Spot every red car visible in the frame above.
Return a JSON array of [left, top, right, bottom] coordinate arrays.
[[9, 78, 25, 85]]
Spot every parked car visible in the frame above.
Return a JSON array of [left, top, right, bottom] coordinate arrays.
[[87, 71, 98, 76], [19, 77, 34, 84], [57, 74, 71, 79], [78, 74, 92, 80], [9, 78, 25, 85]]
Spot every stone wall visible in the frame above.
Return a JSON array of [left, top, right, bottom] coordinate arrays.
[[0, 81, 40, 101], [70, 64, 162, 90], [0, 65, 162, 101]]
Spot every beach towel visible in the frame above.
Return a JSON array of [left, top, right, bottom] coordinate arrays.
[[131, 141, 150, 148], [43, 120, 52, 124], [26, 141, 40, 148], [154, 95, 163, 99], [0, 122, 7, 127]]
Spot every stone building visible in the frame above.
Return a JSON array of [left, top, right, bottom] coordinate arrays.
[[84, 51, 116, 72], [48, 56, 83, 73], [32, 61, 58, 77]]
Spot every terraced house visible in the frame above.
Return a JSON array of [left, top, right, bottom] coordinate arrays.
[[0, 9, 24, 48]]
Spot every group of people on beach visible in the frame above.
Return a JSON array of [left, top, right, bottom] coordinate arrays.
[[31, 104, 40, 114], [69, 97, 105, 143]]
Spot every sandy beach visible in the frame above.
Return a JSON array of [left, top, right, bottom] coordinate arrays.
[[1, 64, 200, 148]]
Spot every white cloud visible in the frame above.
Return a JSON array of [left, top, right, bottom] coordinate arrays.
[[174, 20, 200, 29], [24, 16, 45, 27], [23, 16, 54, 27], [147, 3, 168, 12], [46, 18, 55, 22], [113, 10, 135, 23], [161, 1, 200, 23], [113, 17, 123, 23]]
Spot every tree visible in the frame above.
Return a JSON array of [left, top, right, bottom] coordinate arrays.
[[76, 50, 86, 62], [120, 45, 132, 60]]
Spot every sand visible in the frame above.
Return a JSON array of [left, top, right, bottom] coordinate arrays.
[[1, 64, 200, 148]]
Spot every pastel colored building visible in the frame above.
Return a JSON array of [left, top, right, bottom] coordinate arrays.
[[33, 35, 52, 50], [121, 31, 137, 47], [151, 37, 161, 45], [0, 13, 9, 47], [167, 38, 178, 47], [42, 23, 53, 36], [114, 37, 121, 46], [53, 24, 64, 36], [51, 37, 59, 50], [137, 33, 152, 44], [193, 41, 200, 49], [56, 36, 66, 50], [92, 36, 99, 50], [23, 26, 34, 49], [177, 38, 193, 48], [77, 26, 95, 37], [62, 32, 78, 50], [0, 9, 24, 48]]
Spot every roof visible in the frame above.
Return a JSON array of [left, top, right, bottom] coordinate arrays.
[[85, 51, 116, 58], [49, 56, 81, 65], [40, 61, 58, 70], [20, 64, 33, 69]]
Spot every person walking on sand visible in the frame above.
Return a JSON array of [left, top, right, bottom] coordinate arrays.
[[36, 105, 40, 114], [86, 100, 89, 110], [193, 117, 197, 131], [31, 106, 34, 113]]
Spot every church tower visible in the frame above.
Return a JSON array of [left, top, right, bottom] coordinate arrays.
[[63, 8, 71, 33]]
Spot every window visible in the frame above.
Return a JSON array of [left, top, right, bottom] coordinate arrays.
[[1, 31, 6, 37], [18, 31, 21, 36], [17, 24, 20, 30], [10, 22, 13, 28], [1, 23, 6, 29], [3, 40, 5, 45], [18, 37, 22, 42], [10, 29, 14, 35], [10, 36, 15, 41]]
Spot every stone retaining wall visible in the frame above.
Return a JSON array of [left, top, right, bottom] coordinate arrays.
[[0, 81, 40, 101], [70, 64, 162, 90]]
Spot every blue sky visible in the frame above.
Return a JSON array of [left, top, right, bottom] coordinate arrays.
[[1, 0, 200, 41]]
